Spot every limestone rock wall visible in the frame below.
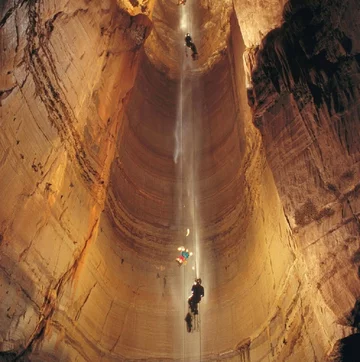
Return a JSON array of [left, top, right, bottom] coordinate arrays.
[[248, 0, 360, 360], [107, 55, 180, 261], [102, 8, 299, 360], [233, 0, 286, 48], [145, 0, 233, 77], [0, 0, 152, 360], [1, 0, 359, 360], [199, 14, 303, 361]]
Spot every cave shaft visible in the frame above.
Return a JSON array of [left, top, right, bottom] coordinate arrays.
[[0, 0, 360, 361]]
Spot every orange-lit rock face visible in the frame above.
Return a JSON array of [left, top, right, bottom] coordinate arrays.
[[1, 0, 360, 361], [0, 0, 153, 360], [104, 9, 295, 359], [145, 0, 233, 77]]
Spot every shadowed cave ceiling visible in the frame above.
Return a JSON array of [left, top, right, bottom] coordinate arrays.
[[0, 0, 360, 361]]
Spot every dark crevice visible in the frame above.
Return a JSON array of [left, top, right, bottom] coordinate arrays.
[[0, 4, 16, 29], [0, 351, 25, 362], [328, 244, 360, 361], [0, 86, 17, 104], [249, 0, 360, 162], [0, 0, 27, 29], [74, 282, 97, 321], [328, 334, 360, 362], [307, 82, 322, 108]]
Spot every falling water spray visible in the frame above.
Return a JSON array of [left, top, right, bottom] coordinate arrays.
[[174, 4, 200, 279], [174, 3, 203, 359], [173, 1, 202, 361]]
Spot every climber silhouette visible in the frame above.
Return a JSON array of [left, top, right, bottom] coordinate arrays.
[[185, 33, 198, 60], [188, 278, 204, 314]]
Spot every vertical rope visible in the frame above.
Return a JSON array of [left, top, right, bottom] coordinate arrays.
[[178, 2, 204, 360], [180, 39, 185, 362], [182, 263, 185, 362]]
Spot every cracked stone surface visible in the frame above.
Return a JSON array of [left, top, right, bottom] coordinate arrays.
[[0, 0, 153, 360], [247, 0, 360, 360], [0, 0, 360, 361]]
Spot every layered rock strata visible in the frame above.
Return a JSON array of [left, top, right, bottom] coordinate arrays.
[[248, 0, 360, 360], [0, 0, 152, 360], [0, 0, 359, 361]]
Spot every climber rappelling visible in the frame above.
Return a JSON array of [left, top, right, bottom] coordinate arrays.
[[185, 278, 204, 332], [188, 278, 204, 314], [185, 33, 199, 61]]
